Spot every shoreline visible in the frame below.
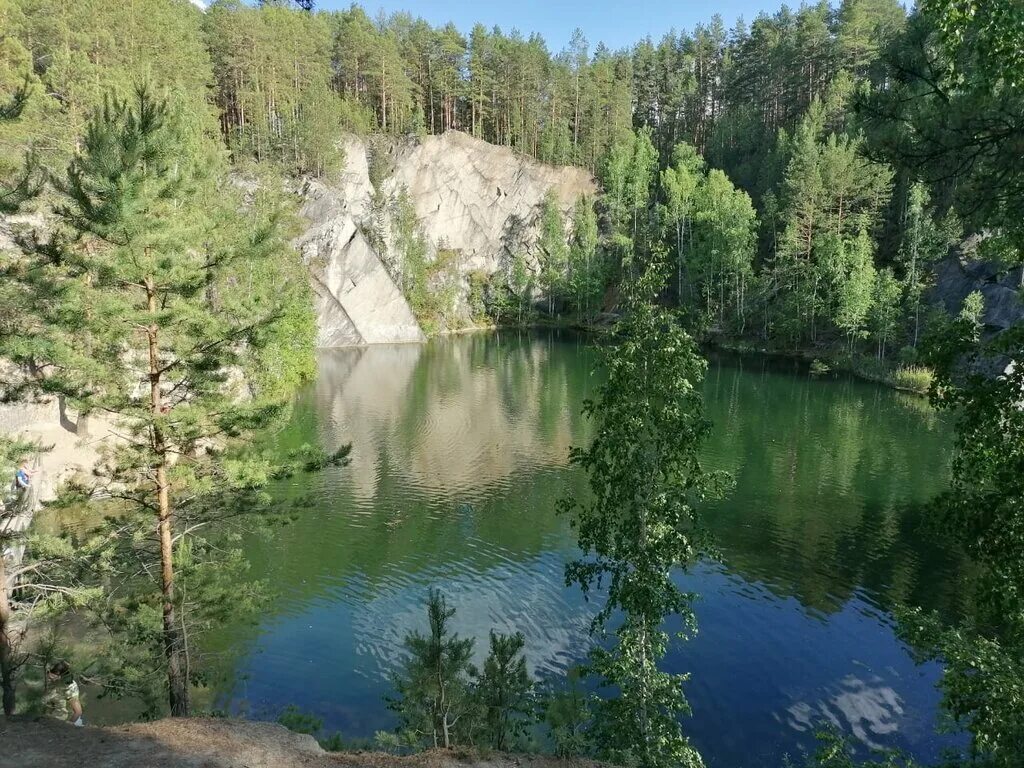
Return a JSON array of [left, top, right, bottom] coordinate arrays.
[[422, 320, 934, 397]]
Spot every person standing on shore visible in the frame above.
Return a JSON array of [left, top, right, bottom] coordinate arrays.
[[14, 459, 35, 491]]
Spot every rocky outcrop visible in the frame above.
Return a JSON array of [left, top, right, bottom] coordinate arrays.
[[379, 131, 596, 275], [299, 181, 426, 347], [931, 236, 1024, 338], [296, 132, 596, 347], [297, 136, 424, 347], [929, 237, 1023, 376]]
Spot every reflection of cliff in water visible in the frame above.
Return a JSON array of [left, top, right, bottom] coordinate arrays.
[[187, 334, 966, 765], [253, 338, 964, 622], [314, 332, 595, 503]]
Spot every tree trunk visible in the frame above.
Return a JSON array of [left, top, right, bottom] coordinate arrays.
[[146, 277, 189, 717], [0, 554, 17, 716]]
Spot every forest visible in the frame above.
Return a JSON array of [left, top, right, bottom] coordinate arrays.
[[0, 1, 1022, 767], [0, 0, 1019, 378]]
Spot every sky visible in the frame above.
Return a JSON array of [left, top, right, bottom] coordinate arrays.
[[309, 0, 802, 51]]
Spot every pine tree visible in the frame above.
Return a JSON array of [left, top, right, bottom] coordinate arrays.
[[0, 86, 340, 715], [476, 631, 533, 751], [390, 589, 477, 749]]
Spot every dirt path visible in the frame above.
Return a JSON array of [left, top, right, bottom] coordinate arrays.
[[3, 716, 336, 768], [2, 716, 603, 768]]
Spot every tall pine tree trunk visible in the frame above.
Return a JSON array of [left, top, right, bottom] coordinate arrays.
[[146, 277, 189, 717], [0, 554, 17, 716]]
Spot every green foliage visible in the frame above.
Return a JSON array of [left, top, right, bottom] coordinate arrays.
[[602, 127, 658, 267], [659, 143, 704, 304], [537, 191, 569, 315], [476, 631, 534, 751], [389, 588, 477, 749], [491, 249, 535, 327], [374, 729, 405, 754], [5, 0, 998, 368], [691, 168, 758, 331], [568, 195, 603, 319], [466, 270, 491, 326], [834, 230, 877, 352], [2, 0, 214, 168], [958, 290, 985, 341], [864, 3, 1024, 259], [561, 268, 728, 768], [909, 319, 1024, 767], [923, 0, 1024, 91], [205, 0, 348, 174], [278, 704, 349, 751], [890, 366, 933, 394], [798, 728, 921, 768], [277, 704, 323, 735], [767, 103, 894, 347], [809, 359, 832, 376], [869, 267, 903, 360], [389, 187, 429, 303], [540, 669, 591, 759], [385, 189, 463, 334], [0, 85, 346, 716]]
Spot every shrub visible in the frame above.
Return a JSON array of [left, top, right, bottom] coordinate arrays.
[[277, 705, 349, 751], [892, 365, 934, 393], [277, 705, 322, 735]]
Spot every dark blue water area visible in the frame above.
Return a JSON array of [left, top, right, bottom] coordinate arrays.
[[221, 554, 962, 768], [204, 335, 966, 767], [676, 567, 960, 767]]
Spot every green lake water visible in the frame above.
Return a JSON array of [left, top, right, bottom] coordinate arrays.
[[112, 330, 968, 766]]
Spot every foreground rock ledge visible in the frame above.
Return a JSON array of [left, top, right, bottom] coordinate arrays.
[[2, 716, 603, 768]]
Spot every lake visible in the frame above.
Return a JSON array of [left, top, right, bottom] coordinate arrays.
[[206, 330, 963, 767]]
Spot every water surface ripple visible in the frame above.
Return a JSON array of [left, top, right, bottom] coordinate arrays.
[[205, 331, 962, 767]]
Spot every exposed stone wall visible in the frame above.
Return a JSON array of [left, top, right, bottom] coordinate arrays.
[[381, 131, 596, 275], [0, 399, 58, 436], [298, 180, 425, 347], [297, 132, 597, 347], [930, 243, 1024, 338]]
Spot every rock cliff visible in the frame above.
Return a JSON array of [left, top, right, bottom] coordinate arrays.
[[296, 132, 596, 347], [930, 237, 1024, 338]]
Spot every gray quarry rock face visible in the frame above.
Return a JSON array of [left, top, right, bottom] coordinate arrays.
[[298, 180, 425, 347], [931, 252, 1024, 336], [930, 248, 1023, 377], [296, 132, 596, 347], [381, 131, 597, 274]]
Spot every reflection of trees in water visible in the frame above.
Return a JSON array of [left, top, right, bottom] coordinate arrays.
[[259, 341, 961, 622], [237, 333, 594, 597], [204, 339, 963, 708], [702, 352, 963, 620]]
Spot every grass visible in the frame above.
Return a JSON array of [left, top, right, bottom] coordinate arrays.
[[891, 365, 934, 394]]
